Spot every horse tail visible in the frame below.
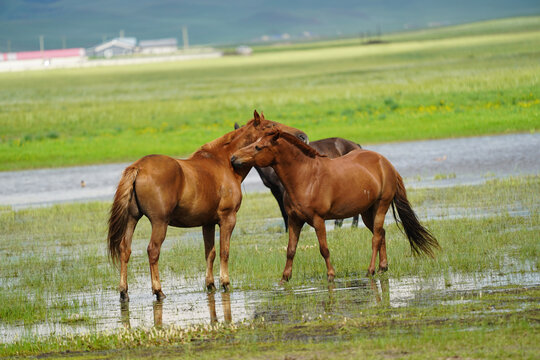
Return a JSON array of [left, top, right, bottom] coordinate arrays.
[[107, 166, 139, 266], [391, 173, 440, 257]]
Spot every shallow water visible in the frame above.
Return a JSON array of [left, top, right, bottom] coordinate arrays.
[[1, 133, 538, 209], [1, 264, 538, 343]]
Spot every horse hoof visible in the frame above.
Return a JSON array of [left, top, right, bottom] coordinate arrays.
[[327, 274, 335, 282], [222, 283, 230, 292], [366, 269, 375, 277], [154, 290, 166, 301], [378, 266, 388, 273], [120, 291, 130, 302], [207, 283, 216, 292]]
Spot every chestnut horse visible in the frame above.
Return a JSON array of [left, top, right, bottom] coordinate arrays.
[[253, 136, 362, 229], [107, 111, 306, 301], [231, 130, 440, 282]]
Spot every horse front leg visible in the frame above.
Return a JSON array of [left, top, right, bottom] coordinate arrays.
[[202, 224, 217, 291], [218, 214, 236, 291], [313, 216, 336, 282], [147, 221, 168, 300], [281, 217, 304, 284]]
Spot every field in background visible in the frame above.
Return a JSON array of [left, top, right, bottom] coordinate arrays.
[[0, 16, 539, 171]]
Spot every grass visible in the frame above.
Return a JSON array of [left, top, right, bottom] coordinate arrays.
[[0, 176, 538, 357], [0, 16, 539, 170]]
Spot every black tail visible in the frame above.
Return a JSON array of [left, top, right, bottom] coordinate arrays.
[[391, 174, 440, 257]]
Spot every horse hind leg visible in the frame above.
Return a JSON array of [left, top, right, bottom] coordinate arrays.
[[203, 224, 217, 291], [119, 215, 139, 302], [352, 215, 359, 228], [147, 221, 168, 300], [366, 201, 391, 276]]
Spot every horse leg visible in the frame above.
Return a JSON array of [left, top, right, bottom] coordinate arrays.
[[281, 217, 304, 283], [218, 214, 236, 291], [352, 215, 359, 228], [313, 216, 336, 282], [203, 224, 217, 291], [367, 202, 390, 276], [270, 186, 289, 230], [334, 219, 344, 228], [147, 221, 168, 300], [119, 216, 138, 302]]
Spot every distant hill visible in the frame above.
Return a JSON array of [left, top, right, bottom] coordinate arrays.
[[0, 0, 539, 52]]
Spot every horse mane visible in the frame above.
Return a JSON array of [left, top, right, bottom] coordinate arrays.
[[278, 131, 326, 158], [194, 120, 255, 157]]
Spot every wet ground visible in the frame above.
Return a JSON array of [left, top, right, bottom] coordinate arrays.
[[0, 133, 538, 209], [2, 265, 537, 343]]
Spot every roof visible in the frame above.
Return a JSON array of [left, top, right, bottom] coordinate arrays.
[[93, 38, 137, 52], [139, 38, 178, 48]]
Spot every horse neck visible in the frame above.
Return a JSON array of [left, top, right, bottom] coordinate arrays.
[[271, 141, 320, 199], [198, 129, 248, 158], [196, 130, 253, 178]]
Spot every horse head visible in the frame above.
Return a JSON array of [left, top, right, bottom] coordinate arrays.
[[231, 130, 281, 169], [234, 110, 308, 146], [231, 129, 324, 169]]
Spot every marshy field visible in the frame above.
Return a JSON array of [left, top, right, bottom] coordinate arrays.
[[0, 16, 539, 359]]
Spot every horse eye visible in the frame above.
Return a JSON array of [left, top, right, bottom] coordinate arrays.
[[255, 145, 261, 151]]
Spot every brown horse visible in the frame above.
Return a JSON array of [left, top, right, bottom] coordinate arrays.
[[252, 136, 362, 229], [231, 130, 440, 282], [107, 111, 306, 301]]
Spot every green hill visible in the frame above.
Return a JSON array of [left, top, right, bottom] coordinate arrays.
[[0, 0, 539, 51]]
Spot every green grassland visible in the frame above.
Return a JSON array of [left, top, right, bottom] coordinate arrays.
[[0, 16, 539, 170], [0, 176, 538, 357]]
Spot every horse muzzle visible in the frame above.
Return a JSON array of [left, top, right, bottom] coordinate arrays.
[[230, 155, 244, 168]]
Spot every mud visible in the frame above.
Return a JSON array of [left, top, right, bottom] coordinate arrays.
[[0, 133, 538, 209]]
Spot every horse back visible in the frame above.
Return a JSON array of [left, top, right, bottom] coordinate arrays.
[[310, 137, 361, 158], [324, 149, 398, 203]]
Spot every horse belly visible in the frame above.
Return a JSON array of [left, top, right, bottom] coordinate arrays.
[[169, 207, 218, 227], [326, 177, 378, 218], [169, 193, 221, 227]]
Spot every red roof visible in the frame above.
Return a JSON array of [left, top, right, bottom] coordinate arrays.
[[12, 48, 84, 60]]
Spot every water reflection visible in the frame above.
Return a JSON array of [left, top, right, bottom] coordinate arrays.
[[153, 300, 163, 327], [119, 293, 233, 328], [207, 291, 232, 323], [370, 278, 390, 306], [120, 301, 130, 328]]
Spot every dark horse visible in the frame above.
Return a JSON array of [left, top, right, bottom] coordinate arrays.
[[231, 130, 440, 282], [107, 111, 306, 301]]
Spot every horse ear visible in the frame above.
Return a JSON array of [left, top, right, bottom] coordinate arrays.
[[234, 122, 240, 130], [253, 110, 261, 126], [260, 111, 265, 120]]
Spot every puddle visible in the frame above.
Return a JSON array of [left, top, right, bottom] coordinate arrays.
[[1, 265, 538, 343]]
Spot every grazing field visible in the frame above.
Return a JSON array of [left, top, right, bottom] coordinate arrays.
[[0, 17, 539, 170], [0, 176, 538, 358]]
